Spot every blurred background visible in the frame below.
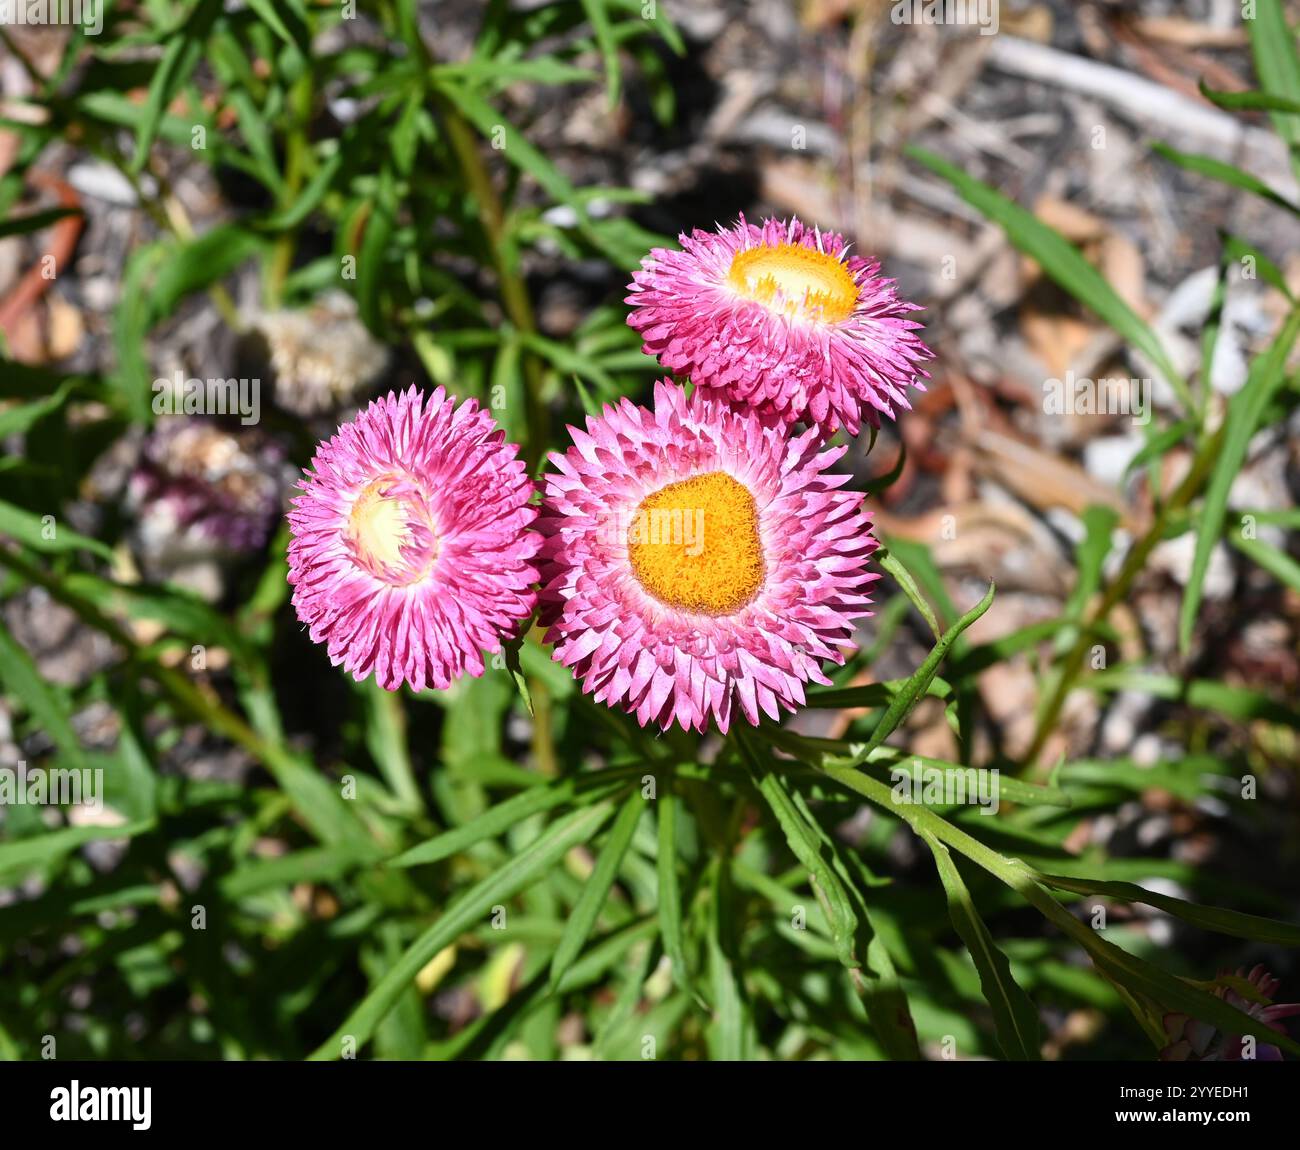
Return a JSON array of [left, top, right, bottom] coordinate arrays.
[[0, 0, 1297, 1061]]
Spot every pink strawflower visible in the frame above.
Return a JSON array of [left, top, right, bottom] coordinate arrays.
[[626, 215, 932, 438], [287, 386, 539, 691], [1160, 965, 1300, 1062], [537, 380, 878, 733]]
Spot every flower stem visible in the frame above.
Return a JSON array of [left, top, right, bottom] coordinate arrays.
[[1022, 418, 1228, 772], [436, 96, 550, 471]]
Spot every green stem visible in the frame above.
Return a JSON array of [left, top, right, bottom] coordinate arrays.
[[266, 73, 313, 309], [436, 96, 549, 470], [0, 547, 304, 796], [1022, 422, 1227, 771]]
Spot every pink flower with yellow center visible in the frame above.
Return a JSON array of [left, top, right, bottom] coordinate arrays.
[[538, 380, 878, 732], [287, 386, 539, 691], [626, 216, 932, 437]]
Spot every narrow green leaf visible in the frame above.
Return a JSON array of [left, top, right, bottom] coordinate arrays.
[[923, 833, 1041, 1060], [817, 763, 1300, 1057], [0, 820, 154, 878], [1198, 78, 1300, 114], [132, 0, 223, 171], [359, 678, 423, 814], [909, 145, 1190, 411], [580, 0, 621, 105], [244, 0, 310, 52], [705, 861, 753, 1061], [1086, 667, 1300, 729], [0, 623, 85, 770], [878, 547, 941, 640], [847, 582, 994, 764], [0, 502, 113, 561], [1153, 142, 1300, 216], [656, 790, 696, 999], [1246, 0, 1300, 184], [1122, 418, 1195, 481], [1035, 872, 1300, 946], [0, 207, 81, 239], [309, 801, 615, 1059], [1180, 307, 1300, 651], [1229, 530, 1300, 592], [1222, 234, 1295, 303], [548, 790, 643, 988], [741, 734, 921, 1059], [0, 381, 74, 438], [389, 775, 624, 868]]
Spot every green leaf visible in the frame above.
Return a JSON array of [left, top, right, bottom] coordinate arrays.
[[0, 821, 155, 879], [0, 207, 81, 239], [548, 789, 643, 988], [1179, 307, 1300, 651], [150, 225, 264, 318], [747, 754, 863, 975], [0, 622, 86, 770], [358, 678, 423, 814], [1153, 142, 1300, 217], [0, 380, 74, 438], [923, 833, 1041, 1060], [705, 861, 753, 1060], [881, 536, 959, 632], [816, 763, 1300, 1057], [132, 0, 223, 171], [1034, 872, 1300, 946], [1222, 234, 1295, 303], [878, 547, 941, 640], [579, 0, 621, 105], [0, 503, 113, 561], [244, 0, 310, 53], [1062, 505, 1118, 631], [432, 59, 598, 88], [1229, 530, 1300, 593], [1122, 418, 1195, 481], [908, 146, 1191, 412], [741, 734, 921, 1059], [1198, 78, 1300, 114], [655, 789, 697, 1000], [1247, 0, 1300, 184], [1085, 667, 1300, 729], [805, 676, 952, 710], [61, 573, 251, 659], [845, 582, 994, 764], [254, 151, 342, 232], [501, 635, 534, 717], [389, 775, 624, 868], [309, 801, 615, 1059]]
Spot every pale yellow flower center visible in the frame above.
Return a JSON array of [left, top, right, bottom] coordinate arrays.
[[347, 476, 438, 586], [627, 472, 764, 615], [728, 242, 858, 322]]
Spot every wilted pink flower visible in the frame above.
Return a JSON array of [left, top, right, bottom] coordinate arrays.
[[537, 380, 878, 732], [287, 387, 539, 691], [1160, 965, 1300, 1061], [128, 420, 283, 562], [626, 215, 932, 438]]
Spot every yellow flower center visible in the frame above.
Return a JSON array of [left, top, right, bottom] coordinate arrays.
[[728, 242, 858, 323], [627, 471, 764, 615], [347, 476, 439, 586]]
